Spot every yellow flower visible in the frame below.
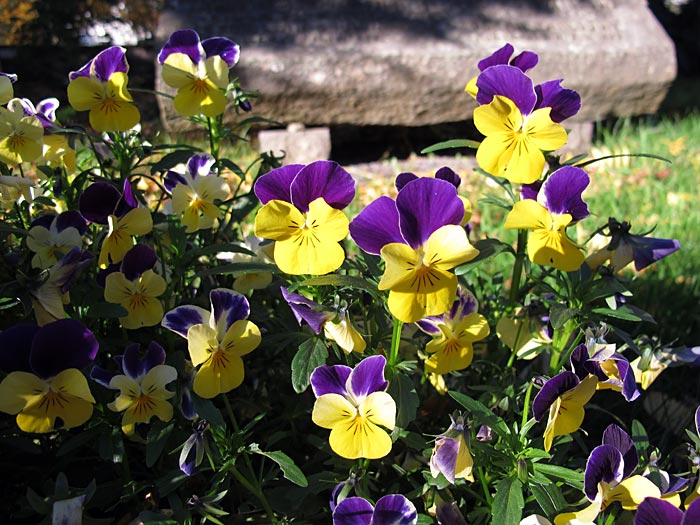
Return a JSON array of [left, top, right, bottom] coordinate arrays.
[[474, 95, 567, 184], [0, 100, 44, 165], [104, 269, 166, 329], [171, 172, 230, 233], [98, 209, 153, 269]]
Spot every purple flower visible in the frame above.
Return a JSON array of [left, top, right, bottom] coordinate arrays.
[[254, 160, 356, 275], [350, 176, 478, 322], [179, 420, 210, 476], [90, 340, 167, 388], [332, 494, 417, 525], [430, 414, 474, 483], [634, 498, 700, 525]]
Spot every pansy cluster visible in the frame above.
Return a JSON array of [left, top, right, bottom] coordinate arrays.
[[0, 31, 693, 525]]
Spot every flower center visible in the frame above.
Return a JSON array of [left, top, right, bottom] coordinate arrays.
[[210, 349, 230, 372], [191, 78, 210, 95], [99, 97, 120, 114], [132, 394, 157, 417]]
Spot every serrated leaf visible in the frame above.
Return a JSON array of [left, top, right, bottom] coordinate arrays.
[[387, 373, 419, 428], [146, 423, 175, 467], [491, 477, 523, 525], [249, 446, 308, 487], [420, 139, 480, 154], [291, 337, 328, 393], [448, 391, 511, 439]]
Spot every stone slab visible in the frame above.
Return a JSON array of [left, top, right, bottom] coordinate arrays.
[[155, 0, 676, 130], [257, 125, 332, 165]]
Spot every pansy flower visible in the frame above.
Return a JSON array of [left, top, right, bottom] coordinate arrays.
[[554, 424, 660, 524], [67, 46, 140, 132], [0, 98, 44, 164], [162, 288, 261, 398], [91, 341, 177, 435], [216, 235, 275, 294], [310, 355, 396, 459], [0, 319, 98, 433], [281, 286, 366, 354], [472, 65, 570, 184], [0, 71, 17, 105], [104, 244, 166, 329], [254, 160, 356, 275], [505, 166, 589, 271], [634, 497, 700, 525], [29, 246, 94, 326], [416, 287, 489, 375], [179, 420, 210, 476], [430, 413, 475, 483], [586, 218, 680, 273], [570, 343, 639, 402], [350, 176, 479, 323], [533, 370, 598, 452], [26, 211, 88, 269], [0, 174, 35, 206], [465, 42, 539, 97], [79, 179, 153, 268], [332, 494, 417, 525], [496, 301, 553, 360], [158, 29, 240, 117], [164, 153, 230, 233]]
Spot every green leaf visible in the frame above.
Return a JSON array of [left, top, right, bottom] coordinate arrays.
[[631, 419, 650, 456], [249, 445, 308, 487], [549, 303, 579, 330], [530, 482, 568, 516], [150, 148, 201, 175], [455, 238, 513, 273], [86, 302, 128, 318], [0, 296, 20, 310], [448, 391, 511, 440], [298, 274, 379, 295], [183, 242, 256, 261], [420, 139, 480, 154], [532, 463, 584, 489], [387, 373, 419, 428], [146, 423, 175, 467], [192, 395, 225, 428], [291, 337, 329, 393], [491, 477, 524, 525], [193, 262, 277, 279], [591, 306, 644, 322]]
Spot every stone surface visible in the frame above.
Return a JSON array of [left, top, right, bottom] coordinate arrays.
[[257, 125, 332, 165], [155, 0, 676, 131]]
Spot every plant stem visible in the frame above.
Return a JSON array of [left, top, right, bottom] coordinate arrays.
[[476, 466, 493, 506], [509, 229, 528, 306], [388, 317, 403, 369], [520, 380, 534, 431]]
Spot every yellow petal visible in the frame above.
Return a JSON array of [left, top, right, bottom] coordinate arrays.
[[0, 371, 48, 415], [422, 225, 479, 270], [474, 95, 522, 136], [386, 278, 457, 323], [605, 475, 661, 510], [454, 434, 475, 482], [329, 415, 393, 459], [324, 315, 366, 354], [312, 393, 356, 429], [193, 350, 245, 398], [161, 53, 199, 88], [220, 319, 262, 357], [68, 76, 104, 111], [187, 324, 217, 367], [524, 107, 569, 152], [255, 200, 304, 241], [360, 391, 396, 430]]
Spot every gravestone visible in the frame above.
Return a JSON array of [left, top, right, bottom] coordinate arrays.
[[155, 0, 676, 160]]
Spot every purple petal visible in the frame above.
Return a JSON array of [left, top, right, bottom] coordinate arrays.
[[602, 424, 638, 478], [289, 160, 356, 213], [56, 210, 88, 235], [0, 324, 37, 373], [121, 343, 143, 379], [30, 319, 98, 378], [475, 65, 537, 116], [450, 287, 478, 319], [532, 371, 579, 422], [310, 364, 352, 398], [90, 365, 116, 388], [695, 406, 700, 436], [186, 153, 216, 180], [373, 494, 417, 525], [477, 43, 514, 71], [30, 214, 56, 230], [0, 72, 18, 83], [584, 444, 624, 501], [210, 289, 250, 338], [520, 181, 542, 202], [535, 79, 581, 123], [510, 51, 539, 73], [539, 166, 590, 222], [396, 177, 464, 249], [434, 167, 461, 189], [202, 36, 240, 67], [415, 315, 443, 335], [569, 344, 590, 380], [618, 359, 641, 402], [634, 497, 683, 525], [631, 236, 681, 271], [116, 179, 138, 214], [79, 182, 121, 224], [254, 164, 304, 205], [180, 387, 196, 420], [162, 306, 209, 338], [55, 248, 94, 295], [68, 57, 94, 80], [164, 170, 188, 191], [36, 98, 59, 123], [349, 355, 388, 399], [280, 287, 332, 334], [91, 47, 129, 82], [158, 29, 204, 65], [432, 436, 459, 483], [349, 196, 403, 255], [120, 244, 157, 280], [395, 172, 419, 192], [333, 497, 374, 525], [436, 501, 468, 525], [683, 498, 700, 525]]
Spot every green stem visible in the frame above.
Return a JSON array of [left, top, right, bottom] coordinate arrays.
[[388, 317, 403, 369], [520, 380, 534, 431], [549, 318, 579, 375], [207, 116, 221, 160], [509, 229, 528, 306], [476, 466, 493, 506]]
